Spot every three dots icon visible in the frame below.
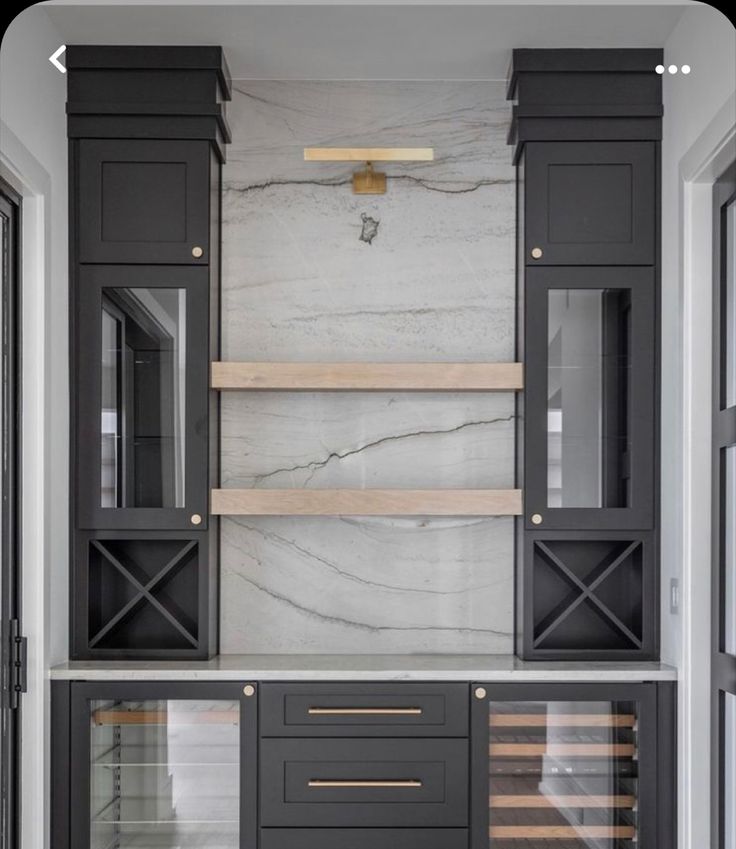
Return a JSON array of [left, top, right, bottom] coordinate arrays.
[[656, 64, 691, 74]]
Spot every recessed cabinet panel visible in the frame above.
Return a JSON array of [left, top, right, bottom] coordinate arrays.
[[525, 142, 655, 266], [525, 267, 655, 530], [76, 266, 209, 530], [78, 139, 210, 264]]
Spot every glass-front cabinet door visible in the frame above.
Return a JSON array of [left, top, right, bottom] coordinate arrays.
[[75, 266, 210, 530], [524, 267, 656, 530], [471, 683, 668, 849], [70, 682, 257, 849]]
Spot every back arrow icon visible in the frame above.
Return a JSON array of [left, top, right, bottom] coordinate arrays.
[[49, 45, 66, 73]]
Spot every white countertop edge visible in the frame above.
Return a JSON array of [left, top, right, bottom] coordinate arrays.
[[48, 655, 678, 682]]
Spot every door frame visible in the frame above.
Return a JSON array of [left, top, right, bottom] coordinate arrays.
[[711, 161, 736, 849], [0, 175, 22, 849]]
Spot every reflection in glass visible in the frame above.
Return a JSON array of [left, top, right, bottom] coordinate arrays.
[[726, 693, 736, 849], [726, 446, 736, 655], [90, 699, 239, 849], [488, 700, 638, 847], [547, 289, 631, 509], [726, 199, 735, 408], [100, 288, 186, 508]]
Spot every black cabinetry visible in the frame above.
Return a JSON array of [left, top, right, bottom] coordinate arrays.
[[67, 47, 231, 658], [511, 49, 662, 659]]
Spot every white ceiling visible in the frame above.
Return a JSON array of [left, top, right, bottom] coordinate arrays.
[[42, 2, 692, 80]]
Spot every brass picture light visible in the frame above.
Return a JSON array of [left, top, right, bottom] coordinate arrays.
[[303, 147, 434, 194]]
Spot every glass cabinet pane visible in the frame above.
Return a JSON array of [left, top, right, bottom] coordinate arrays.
[[488, 699, 638, 847], [547, 289, 631, 509], [90, 699, 239, 849], [100, 288, 186, 509]]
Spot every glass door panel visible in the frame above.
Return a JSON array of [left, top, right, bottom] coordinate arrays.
[[487, 699, 639, 848], [89, 699, 239, 849], [100, 288, 187, 510], [547, 289, 631, 510]]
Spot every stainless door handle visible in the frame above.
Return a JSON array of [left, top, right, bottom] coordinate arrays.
[[307, 707, 422, 716]]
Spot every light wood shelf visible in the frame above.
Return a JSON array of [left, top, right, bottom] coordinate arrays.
[[490, 713, 636, 727], [490, 794, 635, 808], [489, 825, 637, 839], [211, 488, 523, 517], [93, 709, 239, 726], [211, 361, 523, 392], [489, 742, 636, 757]]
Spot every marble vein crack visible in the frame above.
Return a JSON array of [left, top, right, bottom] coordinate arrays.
[[230, 519, 504, 596], [225, 175, 511, 195], [231, 571, 511, 636], [249, 415, 514, 485]]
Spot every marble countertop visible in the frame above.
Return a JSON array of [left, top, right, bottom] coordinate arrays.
[[49, 654, 677, 682]]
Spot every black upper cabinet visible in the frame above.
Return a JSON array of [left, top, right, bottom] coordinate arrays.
[[77, 139, 211, 265], [524, 141, 656, 266], [510, 50, 661, 660], [68, 47, 230, 658]]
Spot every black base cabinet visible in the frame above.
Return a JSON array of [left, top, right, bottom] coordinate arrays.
[[52, 679, 675, 849]]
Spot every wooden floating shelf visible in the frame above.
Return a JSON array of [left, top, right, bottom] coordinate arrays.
[[489, 743, 636, 757], [211, 362, 523, 392], [211, 489, 523, 517], [490, 794, 635, 808], [490, 713, 636, 728], [489, 825, 637, 839], [93, 709, 239, 727]]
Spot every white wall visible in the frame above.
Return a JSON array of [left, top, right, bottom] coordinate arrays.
[[0, 5, 68, 848], [660, 5, 736, 848]]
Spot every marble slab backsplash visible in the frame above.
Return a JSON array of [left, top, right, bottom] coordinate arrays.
[[220, 81, 516, 653]]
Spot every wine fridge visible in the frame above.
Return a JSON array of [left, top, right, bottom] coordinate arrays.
[[65, 682, 257, 849], [471, 683, 674, 849]]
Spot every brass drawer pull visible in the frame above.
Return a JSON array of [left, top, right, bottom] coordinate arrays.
[[307, 707, 423, 716], [308, 779, 423, 788]]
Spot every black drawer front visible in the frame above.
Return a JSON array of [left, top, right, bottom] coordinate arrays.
[[260, 682, 468, 737], [260, 738, 468, 827], [261, 829, 469, 849]]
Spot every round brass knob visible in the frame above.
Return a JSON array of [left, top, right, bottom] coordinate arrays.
[[190, 513, 203, 526], [531, 247, 543, 259], [192, 246, 204, 258], [474, 687, 487, 700], [531, 513, 543, 525], [243, 684, 256, 697]]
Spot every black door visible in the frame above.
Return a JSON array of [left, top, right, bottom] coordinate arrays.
[[76, 139, 211, 265], [1, 178, 24, 849], [712, 162, 736, 849], [470, 682, 675, 849], [67, 680, 258, 849]]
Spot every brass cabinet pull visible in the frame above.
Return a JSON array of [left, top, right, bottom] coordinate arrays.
[[308, 779, 422, 788], [307, 707, 422, 716]]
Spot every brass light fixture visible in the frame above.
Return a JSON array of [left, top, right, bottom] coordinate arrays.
[[303, 147, 434, 194]]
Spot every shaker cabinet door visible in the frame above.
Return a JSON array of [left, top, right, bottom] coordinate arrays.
[[524, 141, 656, 266], [76, 139, 211, 265]]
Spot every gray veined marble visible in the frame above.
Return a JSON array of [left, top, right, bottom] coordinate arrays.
[[220, 81, 516, 654]]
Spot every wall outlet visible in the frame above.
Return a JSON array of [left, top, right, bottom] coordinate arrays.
[[670, 578, 680, 614]]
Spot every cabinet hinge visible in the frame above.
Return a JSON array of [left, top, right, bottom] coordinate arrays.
[[8, 619, 27, 709]]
